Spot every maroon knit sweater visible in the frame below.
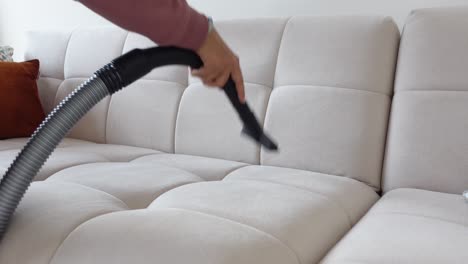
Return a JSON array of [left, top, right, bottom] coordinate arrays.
[[78, 0, 209, 50]]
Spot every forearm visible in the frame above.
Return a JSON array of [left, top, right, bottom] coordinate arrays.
[[77, 0, 209, 50]]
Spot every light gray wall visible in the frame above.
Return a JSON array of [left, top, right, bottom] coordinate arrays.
[[189, 0, 466, 23], [1, 0, 467, 60]]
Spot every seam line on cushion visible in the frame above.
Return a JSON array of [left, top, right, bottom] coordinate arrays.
[[170, 81, 190, 153], [224, 177, 354, 227], [174, 80, 191, 154], [44, 159, 113, 180], [258, 88, 272, 163], [39, 76, 64, 81], [104, 31, 130, 144], [49, 207, 301, 264], [372, 211, 468, 227], [48, 207, 128, 264], [217, 164, 251, 180], [275, 84, 389, 97], [61, 29, 75, 79], [272, 16, 292, 88], [128, 152, 167, 162], [103, 103, 111, 143], [320, 257, 376, 264], [159, 207, 302, 264], [48, 166, 209, 210], [398, 89, 468, 93], [104, 96, 114, 145], [243, 80, 271, 87], [57, 141, 99, 148], [62, 28, 78, 80], [46, 180, 131, 210], [259, 86, 274, 164], [130, 154, 250, 180], [145, 180, 204, 208], [259, 18, 296, 164], [121, 32, 130, 55], [43, 161, 111, 181]]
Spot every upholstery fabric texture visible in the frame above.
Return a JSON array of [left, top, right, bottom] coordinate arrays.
[[322, 7, 468, 263], [321, 189, 468, 264], [383, 7, 468, 194]]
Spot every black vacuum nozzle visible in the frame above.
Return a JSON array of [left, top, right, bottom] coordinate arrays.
[[223, 79, 279, 151], [112, 46, 279, 150]]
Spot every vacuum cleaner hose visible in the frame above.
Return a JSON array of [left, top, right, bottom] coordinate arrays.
[[0, 47, 277, 241]]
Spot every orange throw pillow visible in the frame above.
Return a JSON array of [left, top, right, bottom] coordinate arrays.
[[0, 60, 45, 139]]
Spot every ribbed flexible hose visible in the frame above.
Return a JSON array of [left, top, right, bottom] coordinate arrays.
[[0, 72, 116, 240], [0, 47, 277, 242]]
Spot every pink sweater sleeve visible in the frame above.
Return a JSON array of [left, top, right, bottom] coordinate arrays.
[[78, 0, 209, 51]]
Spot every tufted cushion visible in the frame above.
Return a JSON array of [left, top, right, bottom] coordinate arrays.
[[107, 33, 190, 151], [176, 18, 287, 163], [321, 8, 468, 263], [321, 189, 468, 264], [175, 82, 272, 163], [263, 16, 399, 189], [47, 163, 203, 209], [383, 7, 468, 194], [24, 17, 399, 188], [0, 181, 128, 264], [132, 153, 247, 181], [0, 164, 378, 264], [50, 209, 300, 264], [0, 138, 158, 181], [106, 80, 186, 152]]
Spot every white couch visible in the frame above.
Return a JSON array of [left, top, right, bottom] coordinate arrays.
[[0, 6, 467, 264]]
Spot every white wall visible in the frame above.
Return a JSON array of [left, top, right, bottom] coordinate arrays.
[[1, 0, 467, 60], [189, 0, 467, 21], [0, 0, 109, 60]]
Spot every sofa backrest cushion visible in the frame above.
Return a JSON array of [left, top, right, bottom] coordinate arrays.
[[175, 18, 287, 164], [383, 7, 468, 194], [262, 16, 399, 189], [26, 28, 189, 152], [26, 16, 400, 188]]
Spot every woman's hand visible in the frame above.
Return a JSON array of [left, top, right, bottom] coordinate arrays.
[[192, 29, 246, 103]]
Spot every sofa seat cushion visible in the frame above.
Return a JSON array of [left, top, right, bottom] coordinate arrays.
[[0, 138, 159, 180], [0, 164, 378, 264], [322, 188, 468, 264], [11, 165, 378, 264], [46, 154, 248, 208], [47, 162, 204, 209], [224, 166, 379, 224], [0, 181, 129, 264], [132, 153, 248, 181], [50, 208, 299, 264]]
